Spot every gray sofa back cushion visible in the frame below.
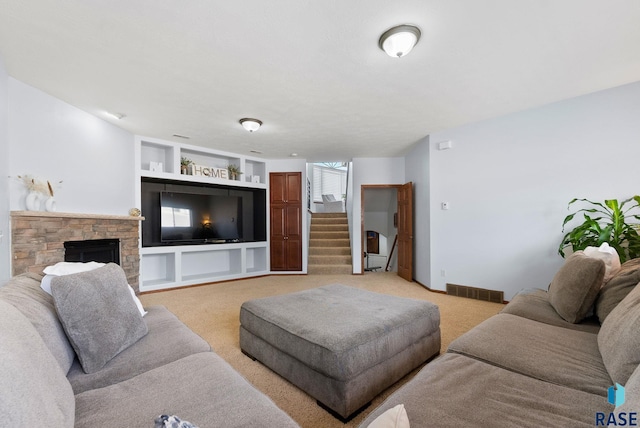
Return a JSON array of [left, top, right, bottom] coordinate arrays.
[[616, 361, 640, 414], [0, 300, 75, 427], [52, 263, 148, 374], [548, 251, 605, 323], [0, 272, 76, 373], [596, 258, 640, 323], [598, 280, 640, 385]]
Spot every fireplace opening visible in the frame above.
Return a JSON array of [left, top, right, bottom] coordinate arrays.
[[64, 239, 121, 264]]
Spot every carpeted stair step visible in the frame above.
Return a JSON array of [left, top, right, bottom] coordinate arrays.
[[307, 264, 353, 275], [310, 224, 349, 232], [309, 231, 349, 240], [309, 238, 351, 248], [312, 217, 348, 225], [308, 255, 352, 265], [312, 213, 347, 218], [309, 247, 351, 256]]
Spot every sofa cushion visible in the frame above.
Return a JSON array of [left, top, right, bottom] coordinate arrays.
[[367, 404, 410, 428], [74, 352, 300, 428], [616, 363, 640, 415], [0, 300, 75, 427], [68, 305, 211, 394], [598, 280, 640, 385], [448, 313, 611, 395], [595, 258, 640, 323], [501, 288, 600, 333], [358, 353, 612, 428], [0, 272, 76, 373], [52, 263, 148, 373], [548, 251, 605, 323]]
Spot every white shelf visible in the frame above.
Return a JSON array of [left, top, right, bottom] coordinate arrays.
[[136, 136, 266, 187], [138, 235, 269, 293], [136, 136, 270, 291]]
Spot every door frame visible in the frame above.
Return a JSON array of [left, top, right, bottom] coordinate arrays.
[[360, 184, 412, 278]]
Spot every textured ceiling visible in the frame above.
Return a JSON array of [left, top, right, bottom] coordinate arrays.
[[1, 1, 639, 161]]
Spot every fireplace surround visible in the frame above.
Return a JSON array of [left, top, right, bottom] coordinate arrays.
[[10, 211, 143, 290]]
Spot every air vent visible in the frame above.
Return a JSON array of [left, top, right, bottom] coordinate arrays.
[[446, 283, 504, 304]]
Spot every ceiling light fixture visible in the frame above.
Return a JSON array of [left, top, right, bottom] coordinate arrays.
[[378, 24, 421, 58], [240, 118, 262, 132], [106, 112, 126, 120]]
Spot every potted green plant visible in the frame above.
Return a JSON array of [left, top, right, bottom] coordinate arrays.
[[558, 196, 640, 263], [180, 157, 193, 175], [227, 164, 242, 181]]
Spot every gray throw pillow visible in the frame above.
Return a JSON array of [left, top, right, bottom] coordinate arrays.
[[51, 263, 148, 374], [598, 281, 640, 385], [548, 251, 605, 323], [595, 258, 640, 323]]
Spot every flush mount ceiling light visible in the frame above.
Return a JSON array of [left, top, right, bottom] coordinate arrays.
[[239, 118, 263, 132], [106, 112, 126, 120], [378, 24, 421, 58]]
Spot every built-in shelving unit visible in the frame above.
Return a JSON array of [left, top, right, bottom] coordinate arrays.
[[135, 136, 269, 292]]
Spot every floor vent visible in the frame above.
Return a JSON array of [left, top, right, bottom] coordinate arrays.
[[446, 283, 504, 304]]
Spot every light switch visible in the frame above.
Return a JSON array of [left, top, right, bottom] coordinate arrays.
[[441, 202, 450, 210]]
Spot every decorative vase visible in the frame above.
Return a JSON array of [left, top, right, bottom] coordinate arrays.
[[25, 192, 41, 211], [45, 197, 57, 212]]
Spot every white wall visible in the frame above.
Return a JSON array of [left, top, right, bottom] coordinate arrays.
[[0, 58, 10, 283], [405, 137, 430, 285], [427, 82, 640, 300], [351, 157, 405, 273], [8, 79, 135, 215]]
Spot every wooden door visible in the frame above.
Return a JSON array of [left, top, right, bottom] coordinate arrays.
[[270, 205, 287, 270], [397, 182, 413, 281], [269, 172, 302, 271]]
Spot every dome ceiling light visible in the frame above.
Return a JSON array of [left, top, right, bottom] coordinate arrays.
[[240, 118, 263, 132], [378, 24, 421, 58]]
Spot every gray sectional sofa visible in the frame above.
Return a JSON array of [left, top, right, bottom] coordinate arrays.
[[0, 268, 300, 428], [360, 254, 640, 427]]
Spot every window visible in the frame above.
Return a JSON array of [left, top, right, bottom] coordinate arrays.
[[312, 163, 347, 202]]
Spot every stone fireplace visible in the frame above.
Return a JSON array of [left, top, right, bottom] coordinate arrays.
[[10, 211, 144, 290]]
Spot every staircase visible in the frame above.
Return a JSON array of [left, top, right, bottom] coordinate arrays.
[[308, 212, 352, 274]]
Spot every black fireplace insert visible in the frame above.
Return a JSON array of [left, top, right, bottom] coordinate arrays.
[[64, 239, 121, 265]]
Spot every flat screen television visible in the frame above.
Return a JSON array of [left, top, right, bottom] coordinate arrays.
[[160, 191, 243, 243]]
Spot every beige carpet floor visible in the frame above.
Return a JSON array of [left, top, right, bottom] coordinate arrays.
[[140, 272, 504, 428]]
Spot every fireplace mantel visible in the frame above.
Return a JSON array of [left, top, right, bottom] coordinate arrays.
[[11, 211, 144, 221], [11, 211, 144, 290]]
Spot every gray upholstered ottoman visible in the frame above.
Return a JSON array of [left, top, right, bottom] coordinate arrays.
[[239, 284, 441, 420]]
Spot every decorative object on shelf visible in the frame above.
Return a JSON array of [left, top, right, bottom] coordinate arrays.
[[129, 208, 141, 217], [227, 164, 243, 181], [190, 164, 228, 179], [251, 175, 260, 183], [16, 174, 62, 211], [25, 191, 42, 211], [180, 157, 193, 175], [379, 24, 421, 58], [239, 118, 262, 132], [44, 197, 57, 212], [559, 196, 640, 263], [149, 161, 163, 172]]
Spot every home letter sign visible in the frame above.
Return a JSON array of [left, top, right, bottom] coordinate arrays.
[[190, 164, 228, 180]]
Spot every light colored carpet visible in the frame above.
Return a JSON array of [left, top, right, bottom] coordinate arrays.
[[140, 272, 504, 428]]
